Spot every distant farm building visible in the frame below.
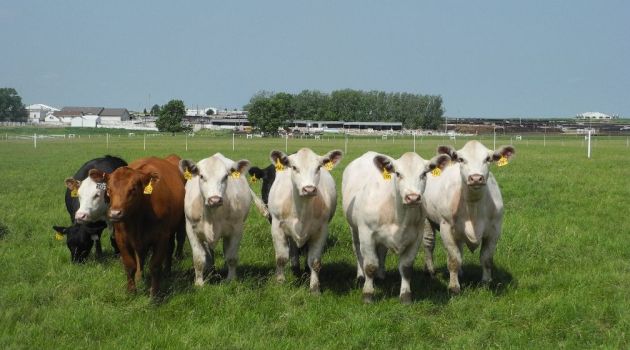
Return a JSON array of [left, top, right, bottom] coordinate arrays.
[[26, 104, 59, 123], [100, 108, 131, 124], [576, 112, 618, 120], [70, 115, 100, 128], [52, 106, 130, 127]]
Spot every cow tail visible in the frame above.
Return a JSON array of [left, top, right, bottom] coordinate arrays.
[[134, 251, 142, 283], [249, 188, 270, 221]]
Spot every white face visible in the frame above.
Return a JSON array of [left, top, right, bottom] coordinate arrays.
[[76, 177, 108, 222], [183, 156, 250, 207], [443, 141, 515, 189], [272, 148, 342, 197]]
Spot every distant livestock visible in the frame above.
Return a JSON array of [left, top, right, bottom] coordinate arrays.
[[422, 141, 515, 294], [57, 155, 127, 262], [179, 153, 267, 285], [267, 148, 343, 294], [102, 156, 186, 297], [342, 151, 450, 303]]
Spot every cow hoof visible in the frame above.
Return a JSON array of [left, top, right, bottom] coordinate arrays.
[[423, 268, 436, 278], [400, 292, 412, 305], [362, 293, 374, 304], [310, 287, 321, 296], [356, 275, 365, 287], [275, 275, 286, 283], [291, 266, 301, 277], [449, 285, 461, 295]]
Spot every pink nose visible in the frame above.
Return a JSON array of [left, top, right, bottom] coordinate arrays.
[[207, 196, 223, 207], [468, 174, 485, 185], [75, 212, 88, 221], [109, 209, 123, 220], [302, 185, 317, 195], [404, 193, 421, 204]]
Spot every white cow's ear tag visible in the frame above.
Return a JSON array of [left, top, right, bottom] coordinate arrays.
[[382, 168, 392, 181], [431, 167, 442, 177], [70, 188, 78, 198], [143, 180, 153, 195], [96, 183, 107, 191], [183, 168, 193, 181], [324, 161, 334, 171], [275, 158, 285, 171], [230, 170, 241, 179], [497, 156, 509, 167]]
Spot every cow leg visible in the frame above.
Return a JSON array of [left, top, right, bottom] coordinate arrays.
[[376, 244, 387, 280], [223, 231, 242, 281], [422, 220, 437, 277], [480, 222, 501, 283], [187, 223, 207, 287], [398, 232, 421, 304], [439, 222, 462, 294], [271, 220, 289, 283], [118, 245, 137, 293], [175, 221, 186, 260], [306, 228, 327, 295], [350, 224, 365, 282], [93, 235, 103, 260], [149, 239, 169, 298], [289, 239, 300, 276], [359, 226, 378, 303]]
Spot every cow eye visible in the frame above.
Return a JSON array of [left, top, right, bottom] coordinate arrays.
[[199, 174, 204, 180], [395, 172, 402, 179], [93, 193, 99, 199], [485, 156, 492, 163], [458, 157, 466, 163], [291, 166, 299, 173]]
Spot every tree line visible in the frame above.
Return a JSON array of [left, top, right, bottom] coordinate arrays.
[[0, 88, 28, 122], [245, 89, 444, 135]]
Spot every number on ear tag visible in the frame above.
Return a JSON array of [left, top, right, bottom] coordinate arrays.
[[183, 168, 192, 180], [382, 168, 392, 181], [324, 161, 334, 171], [143, 180, 153, 194], [275, 158, 285, 171], [230, 170, 241, 179], [96, 183, 107, 191], [431, 168, 442, 177], [497, 156, 509, 167]]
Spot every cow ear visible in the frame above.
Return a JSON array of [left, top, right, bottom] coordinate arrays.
[[52, 226, 67, 235], [142, 172, 160, 186], [437, 145, 458, 161], [320, 150, 343, 168], [179, 159, 199, 176], [88, 169, 107, 182], [248, 167, 266, 180], [270, 150, 290, 168], [233, 160, 250, 174], [65, 178, 80, 191], [492, 145, 516, 161], [373, 154, 396, 174], [424, 154, 451, 174]]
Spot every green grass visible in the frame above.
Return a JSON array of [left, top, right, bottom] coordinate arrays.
[[0, 131, 628, 349]]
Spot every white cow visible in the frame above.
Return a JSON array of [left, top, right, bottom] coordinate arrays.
[[342, 151, 450, 303], [66, 172, 110, 224], [179, 153, 263, 285], [422, 140, 515, 294], [267, 148, 343, 294]]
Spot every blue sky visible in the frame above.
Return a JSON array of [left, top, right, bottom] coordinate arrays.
[[1, 0, 628, 117]]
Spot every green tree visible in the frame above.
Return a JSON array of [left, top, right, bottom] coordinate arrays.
[[150, 104, 161, 116], [245, 92, 293, 135], [0, 88, 28, 122], [156, 99, 191, 135], [206, 108, 214, 116]]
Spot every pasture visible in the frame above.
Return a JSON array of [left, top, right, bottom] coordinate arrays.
[[0, 129, 628, 348]]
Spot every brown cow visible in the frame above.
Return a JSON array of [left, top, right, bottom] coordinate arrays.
[[91, 156, 185, 298]]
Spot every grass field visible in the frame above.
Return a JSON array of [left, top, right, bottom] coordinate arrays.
[[0, 129, 629, 349]]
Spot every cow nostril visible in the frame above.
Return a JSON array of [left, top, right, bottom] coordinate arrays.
[[207, 196, 223, 206], [468, 175, 485, 183], [405, 194, 421, 203], [109, 210, 122, 218], [302, 186, 317, 194]]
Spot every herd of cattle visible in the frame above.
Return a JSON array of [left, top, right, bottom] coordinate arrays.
[[53, 140, 515, 303]]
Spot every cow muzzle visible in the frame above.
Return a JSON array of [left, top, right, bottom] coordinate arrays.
[[467, 174, 486, 187], [404, 193, 421, 205], [206, 196, 223, 207], [108, 209, 124, 222], [301, 185, 317, 196], [75, 211, 89, 223]]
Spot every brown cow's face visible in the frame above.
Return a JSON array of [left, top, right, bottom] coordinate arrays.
[[105, 167, 155, 221], [438, 141, 515, 190], [270, 148, 342, 197]]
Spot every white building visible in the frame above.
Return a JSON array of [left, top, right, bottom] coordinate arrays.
[[71, 115, 100, 128], [26, 104, 59, 123], [100, 108, 130, 124], [186, 107, 217, 117], [576, 112, 618, 120]]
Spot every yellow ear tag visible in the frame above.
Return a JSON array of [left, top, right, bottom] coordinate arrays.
[[55, 232, 64, 241], [183, 168, 192, 181], [497, 156, 508, 167], [382, 168, 392, 181], [230, 170, 241, 179], [143, 180, 153, 195], [250, 174, 258, 184], [431, 167, 442, 177], [70, 188, 78, 198], [324, 161, 334, 171], [275, 158, 285, 171]]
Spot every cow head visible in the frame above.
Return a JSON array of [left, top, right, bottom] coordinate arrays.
[[53, 221, 107, 263], [438, 141, 515, 190], [270, 148, 343, 197], [180, 154, 250, 208], [65, 169, 110, 223], [373, 152, 451, 206], [248, 164, 276, 204], [105, 167, 159, 222]]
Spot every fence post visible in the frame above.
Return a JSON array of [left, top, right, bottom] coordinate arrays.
[[106, 133, 109, 149], [232, 133, 235, 151], [186, 134, 188, 151], [143, 134, 146, 151], [413, 132, 416, 152], [34, 133, 37, 149], [587, 130, 592, 159], [345, 134, 348, 154]]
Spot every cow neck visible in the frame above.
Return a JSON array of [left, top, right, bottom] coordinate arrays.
[[462, 182, 487, 203], [393, 181, 419, 224], [290, 182, 314, 214]]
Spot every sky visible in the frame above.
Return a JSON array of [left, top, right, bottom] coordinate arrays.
[[1, 0, 628, 117]]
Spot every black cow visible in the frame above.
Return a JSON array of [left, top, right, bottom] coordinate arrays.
[[248, 164, 276, 204], [53, 155, 127, 263]]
